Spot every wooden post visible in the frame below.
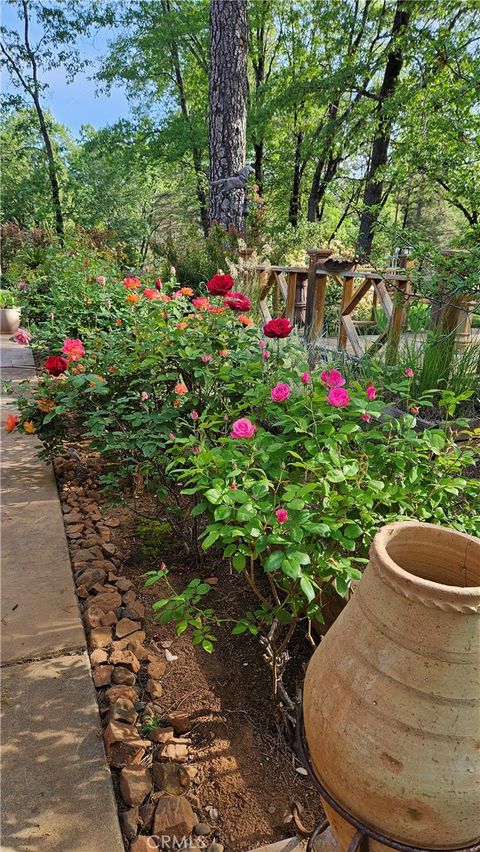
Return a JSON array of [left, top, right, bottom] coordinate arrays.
[[312, 274, 328, 342], [285, 271, 297, 322], [304, 249, 318, 344], [385, 278, 407, 365], [338, 276, 354, 350], [273, 273, 280, 315]]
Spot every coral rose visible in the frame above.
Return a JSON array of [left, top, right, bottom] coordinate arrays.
[[126, 293, 140, 303], [45, 355, 68, 376], [207, 274, 234, 296], [230, 417, 256, 439], [192, 296, 210, 311], [224, 293, 251, 312], [123, 276, 141, 289], [180, 287, 194, 296], [238, 314, 253, 326], [143, 288, 160, 300], [174, 382, 188, 395], [62, 338, 85, 361], [327, 387, 350, 408], [5, 414, 19, 432], [37, 398, 55, 413], [271, 383, 291, 402], [97, 275, 106, 285], [264, 318, 293, 338], [320, 369, 346, 388]]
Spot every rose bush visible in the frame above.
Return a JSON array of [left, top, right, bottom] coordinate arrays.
[[8, 264, 480, 670]]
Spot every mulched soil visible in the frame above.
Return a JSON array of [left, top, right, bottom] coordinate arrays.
[[54, 439, 324, 851]]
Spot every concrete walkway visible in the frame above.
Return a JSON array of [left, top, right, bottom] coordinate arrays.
[[1, 337, 123, 851]]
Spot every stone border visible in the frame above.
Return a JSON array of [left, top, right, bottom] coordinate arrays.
[[54, 452, 223, 852]]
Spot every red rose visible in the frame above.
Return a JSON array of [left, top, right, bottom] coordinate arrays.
[[207, 274, 234, 296], [45, 355, 68, 376], [263, 318, 293, 338], [223, 292, 251, 312]]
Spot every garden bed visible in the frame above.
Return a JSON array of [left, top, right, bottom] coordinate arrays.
[[54, 438, 324, 851]]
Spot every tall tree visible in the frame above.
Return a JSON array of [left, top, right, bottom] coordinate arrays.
[[357, 0, 412, 258], [0, 1, 66, 239], [208, 0, 248, 231]]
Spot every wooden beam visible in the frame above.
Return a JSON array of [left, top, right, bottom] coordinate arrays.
[[374, 280, 393, 319], [338, 278, 354, 350], [341, 315, 363, 357], [285, 272, 297, 322], [342, 277, 374, 316], [311, 274, 328, 342]]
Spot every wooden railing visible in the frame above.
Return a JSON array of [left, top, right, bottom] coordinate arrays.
[[255, 248, 412, 363]]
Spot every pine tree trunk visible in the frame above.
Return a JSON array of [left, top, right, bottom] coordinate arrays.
[[357, 1, 411, 259], [209, 0, 248, 232]]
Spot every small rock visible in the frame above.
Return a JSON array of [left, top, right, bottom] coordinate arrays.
[[109, 649, 140, 673], [157, 741, 189, 762], [105, 685, 138, 705], [205, 806, 218, 821], [153, 795, 197, 841], [114, 630, 146, 649], [116, 577, 133, 592], [116, 618, 141, 639], [89, 627, 112, 650], [149, 726, 174, 744], [207, 844, 224, 852], [76, 567, 106, 590], [295, 766, 308, 776], [106, 697, 138, 726], [112, 667, 136, 686], [167, 711, 191, 735], [66, 522, 84, 534], [100, 610, 118, 627], [189, 794, 201, 809], [90, 648, 109, 666], [97, 526, 112, 542], [103, 721, 149, 768], [121, 807, 140, 840], [165, 649, 178, 662], [151, 762, 191, 796], [104, 517, 120, 527], [123, 590, 137, 606], [128, 640, 150, 661], [194, 823, 211, 837], [205, 577, 218, 585], [119, 766, 152, 807], [86, 590, 122, 613], [75, 585, 89, 599], [84, 606, 103, 629], [63, 510, 83, 524], [160, 641, 172, 648], [92, 665, 113, 687], [147, 659, 166, 680], [267, 804, 276, 814], [102, 542, 117, 557], [146, 679, 163, 700], [72, 548, 97, 563]]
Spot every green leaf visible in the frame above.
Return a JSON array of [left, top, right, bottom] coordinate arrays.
[[232, 553, 246, 571], [205, 488, 222, 504], [344, 523, 363, 539], [264, 551, 284, 572], [300, 576, 316, 603], [202, 529, 219, 549]]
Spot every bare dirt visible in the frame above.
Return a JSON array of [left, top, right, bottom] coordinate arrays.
[[56, 441, 325, 851]]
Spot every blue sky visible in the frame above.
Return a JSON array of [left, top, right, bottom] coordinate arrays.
[[2, 3, 131, 135]]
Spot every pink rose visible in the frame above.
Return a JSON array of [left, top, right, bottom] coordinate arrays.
[[258, 340, 266, 349], [140, 391, 149, 401], [301, 372, 311, 385], [13, 328, 32, 345], [271, 383, 290, 402], [321, 369, 346, 388], [410, 405, 419, 416], [327, 387, 350, 408], [405, 367, 414, 378], [231, 417, 256, 439], [229, 482, 238, 490], [202, 354, 213, 364], [361, 412, 371, 422], [96, 275, 106, 285], [169, 432, 176, 440], [155, 279, 163, 291], [191, 410, 199, 420], [62, 338, 85, 360], [275, 508, 288, 524], [262, 350, 270, 360], [366, 384, 376, 400], [143, 288, 160, 300]]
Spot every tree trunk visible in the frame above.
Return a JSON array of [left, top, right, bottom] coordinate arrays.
[[288, 128, 304, 227], [307, 152, 341, 223], [33, 95, 64, 242], [253, 140, 264, 194], [357, 1, 411, 259], [209, 0, 248, 232]]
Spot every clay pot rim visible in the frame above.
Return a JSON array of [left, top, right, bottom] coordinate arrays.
[[371, 521, 480, 613]]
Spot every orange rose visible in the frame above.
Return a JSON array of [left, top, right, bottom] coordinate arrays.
[[126, 293, 140, 303], [173, 399, 180, 408], [174, 383, 188, 395], [23, 420, 36, 434], [176, 322, 188, 330], [108, 366, 116, 374], [218, 349, 230, 357], [180, 287, 194, 296], [5, 414, 19, 432], [238, 314, 253, 326], [116, 319, 123, 326], [207, 305, 225, 315]]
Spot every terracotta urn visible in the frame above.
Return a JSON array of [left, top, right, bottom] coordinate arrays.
[[304, 521, 480, 850]]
